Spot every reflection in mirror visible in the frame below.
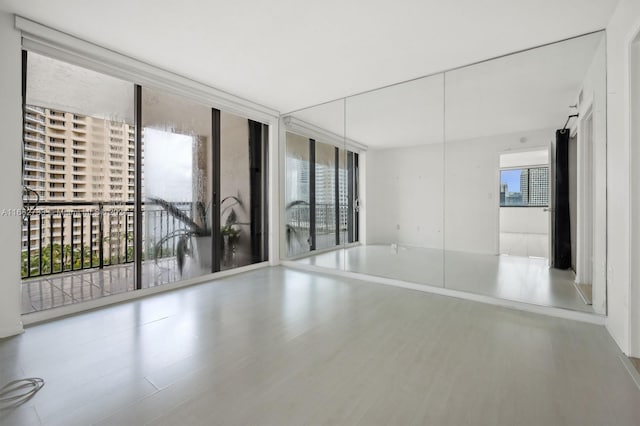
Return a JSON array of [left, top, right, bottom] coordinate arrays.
[[443, 31, 606, 313], [344, 74, 445, 286], [282, 100, 346, 265]]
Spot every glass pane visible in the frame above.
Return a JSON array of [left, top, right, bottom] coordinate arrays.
[[444, 32, 606, 313], [21, 52, 135, 313], [141, 87, 212, 287], [314, 141, 337, 250], [220, 111, 268, 269], [527, 167, 549, 206], [344, 74, 445, 287], [500, 167, 549, 207], [339, 148, 350, 244], [283, 99, 345, 263], [500, 169, 526, 206], [284, 132, 310, 257]]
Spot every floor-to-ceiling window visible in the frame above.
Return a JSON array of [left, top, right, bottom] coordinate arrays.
[[314, 141, 337, 250], [20, 51, 270, 313], [141, 86, 214, 286], [284, 132, 311, 257], [220, 112, 269, 269], [21, 51, 135, 312], [284, 130, 359, 257]]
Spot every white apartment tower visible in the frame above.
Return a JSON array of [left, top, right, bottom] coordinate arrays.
[[22, 105, 135, 274]]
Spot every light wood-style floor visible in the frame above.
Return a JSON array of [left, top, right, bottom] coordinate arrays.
[[1, 267, 638, 425]]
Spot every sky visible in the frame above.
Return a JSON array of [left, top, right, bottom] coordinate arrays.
[[501, 169, 522, 193], [144, 128, 193, 202]]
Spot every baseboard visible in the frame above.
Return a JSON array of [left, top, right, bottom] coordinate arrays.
[[0, 322, 24, 339], [281, 261, 606, 325]]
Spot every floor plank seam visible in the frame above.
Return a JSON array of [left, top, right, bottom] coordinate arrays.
[[144, 376, 161, 391]]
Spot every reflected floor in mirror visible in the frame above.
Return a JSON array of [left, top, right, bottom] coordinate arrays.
[[295, 245, 593, 313], [295, 244, 444, 288], [1, 267, 637, 425]]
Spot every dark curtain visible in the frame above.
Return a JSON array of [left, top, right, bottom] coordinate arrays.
[[554, 129, 572, 269], [248, 120, 268, 263]]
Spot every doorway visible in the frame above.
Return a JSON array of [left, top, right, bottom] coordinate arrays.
[[498, 150, 550, 260], [629, 28, 640, 358]]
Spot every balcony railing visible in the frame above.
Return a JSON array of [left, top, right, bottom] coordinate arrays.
[[25, 122, 45, 132], [25, 134, 45, 143], [21, 201, 193, 279], [24, 164, 45, 173], [25, 105, 45, 115], [24, 154, 45, 162], [287, 203, 348, 234]]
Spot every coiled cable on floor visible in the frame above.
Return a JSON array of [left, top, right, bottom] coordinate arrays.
[[0, 378, 45, 408]]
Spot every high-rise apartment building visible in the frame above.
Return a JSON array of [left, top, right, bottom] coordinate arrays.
[[528, 167, 549, 206], [21, 105, 135, 270]]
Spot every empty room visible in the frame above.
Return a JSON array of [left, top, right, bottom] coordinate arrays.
[[1, 1, 640, 425]]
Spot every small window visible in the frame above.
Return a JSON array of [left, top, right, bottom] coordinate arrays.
[[500, 167, 549, 207]]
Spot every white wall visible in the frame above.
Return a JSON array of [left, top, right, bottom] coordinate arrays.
[[576, 37, 607, 314], [605, 0, 640, 356], [499, 149, 548, 168], [366, 128, 555, 255], [366, 144, 443, 248], [0, 12, 24, 337], [606, 0, 640, 356], [500, 208, 548, 258], [444, 128, 554, 254], [631, 35, 640, 358]]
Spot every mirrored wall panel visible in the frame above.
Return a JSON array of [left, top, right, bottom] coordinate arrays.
[[443, 32, 606, 313], [283, 99, 347, 266], [282, 31, 607, 315], [344, 74, 445, 286]]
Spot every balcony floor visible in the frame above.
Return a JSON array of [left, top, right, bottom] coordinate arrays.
[[21, 259, 181, 314]]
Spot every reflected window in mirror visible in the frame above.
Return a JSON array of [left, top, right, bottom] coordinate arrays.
[[500, 167, 549, 207]]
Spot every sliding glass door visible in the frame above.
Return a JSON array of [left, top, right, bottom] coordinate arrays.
[[141, 87, 214, 286], [284, 131, 359, 258], [20, 50, 270, 313], [22, 51, 136, 312], [220, 113, 268, 269]]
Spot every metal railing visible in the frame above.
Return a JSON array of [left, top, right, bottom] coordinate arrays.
[[21, 201, 193, 279], [287, 203, 348, 234]]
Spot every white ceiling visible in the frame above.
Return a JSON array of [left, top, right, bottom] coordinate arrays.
[[0, 0, 619, 113]]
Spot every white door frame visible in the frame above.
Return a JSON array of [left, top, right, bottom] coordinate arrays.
[[497, 149, 550, 259], [548, 140, 556, 267], [628, 28, 640, 357], [576, 107, 594, 286]]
